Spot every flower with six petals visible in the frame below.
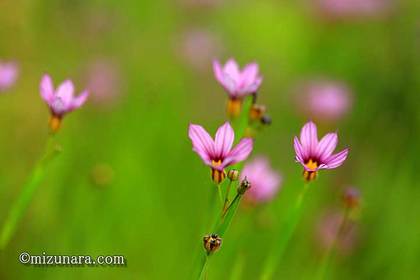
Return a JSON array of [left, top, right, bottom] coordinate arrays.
[[189, 122, 253, 184], [294, 121, 349, 181]]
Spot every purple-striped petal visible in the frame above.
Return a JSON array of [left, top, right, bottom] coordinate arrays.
[[300, 121, 318, 157], [317, 133, 338, 161], [214, 122, 234, 158], [188, 124, 215, 165], [223, 138, 253, 168], [40, 74, 54, 103], [323, 148, 349, 169], [213, 60, 224, 84], [240, 63, 258, 86], [293, 136, 305, 163]]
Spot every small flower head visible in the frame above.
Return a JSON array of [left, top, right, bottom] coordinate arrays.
[[0, 61, 18, 91], [40, 74, 89, 132], [189, 122, 253, 184], [203, 234, 222, 254], [213, 58, 262, 99], [294, 121, 349, 182], [242, 157, 282, 203], [343, 187, 361, 209], [249, 104, 266, 122]]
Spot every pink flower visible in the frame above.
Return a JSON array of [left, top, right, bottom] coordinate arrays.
[[242, 157, 282, 203], [189, 122, 253, 183], [213, 59, 262, 99], [294, 121, 349, 181], [40, 74, 89, 117], [299, 80, 352, 122], [0, 62, 19, 91], [315, 0, 391, 19]]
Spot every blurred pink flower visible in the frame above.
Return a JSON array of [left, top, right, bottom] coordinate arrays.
[[315, 0, 391, 19], [242, 157, 282, 203], [317, 211, 358, 254], [85, 60, 121, 107], [40, 74, 89, 117], [294, 121, 349, 181], [213, 59, 263, 99], [178, 29, 222, 72], [188, 122, 253, 183], [299, 80, 352, 122], [0, 61, 18, 91]]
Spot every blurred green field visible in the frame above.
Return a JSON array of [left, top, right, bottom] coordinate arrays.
[[0, 0, 419, 279]]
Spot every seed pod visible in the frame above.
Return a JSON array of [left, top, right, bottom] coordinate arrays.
[[203, 234, 222, 254], [261, 115, 272, 125], [237, 178, 251, 195], [227, 169, 239, 181], [249, 104, 266, 121]]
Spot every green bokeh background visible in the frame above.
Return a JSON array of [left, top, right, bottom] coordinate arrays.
[[0, 0, 419, 279]]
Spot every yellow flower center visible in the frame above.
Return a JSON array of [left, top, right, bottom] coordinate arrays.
[[305, 159, 318, 171], [211, 160, 226, 184], [303, 159, 318, 182]]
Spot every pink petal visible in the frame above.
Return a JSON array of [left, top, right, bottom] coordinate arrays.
[[40, 74, 54, 103], [56, 80, 75, 107], [323, 148, 349, 169], [317, 133, 338, 161], [223, 59, 240, 81], [223, 138, 253, 167], [188, 124, 215, 165], [293, 136, 305, 163], [300, 121, 318, 157], [70, 90, 89, 110], [240, 63, 259, 86], [214, 122, 234, 158], [212, 60, 224, 84]]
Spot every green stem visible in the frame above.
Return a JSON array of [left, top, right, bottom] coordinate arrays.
[[217, 184, 224, 206], [0, 136, 61, 250], [222, 180, 233, 213], [259, 182, 310, 280], [316, 207, 351, 280]]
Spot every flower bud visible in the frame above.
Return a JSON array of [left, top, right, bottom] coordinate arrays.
[[261, 115, 272, 125], [237, 178, 251, 195], [227, 169, 239, 181], [343, 187, 360, 209], [203, 234, 222, 254]]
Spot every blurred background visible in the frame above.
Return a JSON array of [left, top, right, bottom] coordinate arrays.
[[0, 0, 419, 279]]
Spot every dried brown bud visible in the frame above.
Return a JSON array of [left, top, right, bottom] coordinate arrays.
[[237, 178, 251, 195], [261, 115, 272, 125], [227, 169, 239, 181], [203, 234, 222, 254], [249, 104, 266, 121]]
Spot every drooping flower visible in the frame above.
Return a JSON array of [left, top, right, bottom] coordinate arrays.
[[213, 59, 262, 117], [342, 187, 361, 209], [40, 74, 89, 132], [188, 122, 253, 184], [0, 61, 19, 92], [294, 121, 349, 181], [297, 80, 352, 122], [241, 156, 282, 203]]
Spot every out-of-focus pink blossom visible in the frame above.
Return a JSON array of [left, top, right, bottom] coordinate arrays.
[[294, 121, 349, 181], [314, 0, 391, 19], [317, 211, 358, 254], [298, 80, 352, 122], [0, 61, 18, 92], [213, 59, 262, 99], [40, 74, 88, 117], [85, 60, 121, 107], [178, 29, 222, 71], [241, 157, 282, 203], [188, 122, 253, 183]]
